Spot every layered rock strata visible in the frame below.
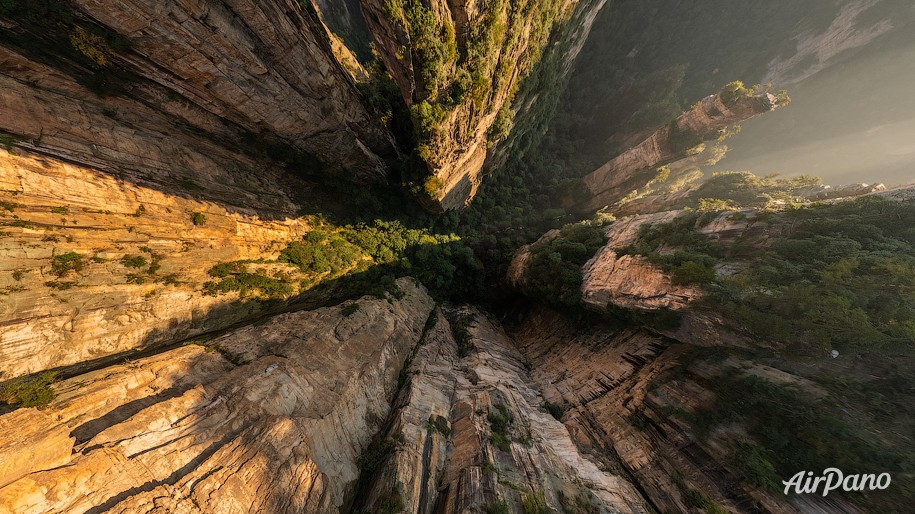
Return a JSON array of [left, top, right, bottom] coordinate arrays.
[[510, 306, 865, 514], [0, 149, 310, 379], [0, 0, 393, 183], [579, 89, 787, 212], [355, 307, 651, 513], [0, 279, 434, 513]]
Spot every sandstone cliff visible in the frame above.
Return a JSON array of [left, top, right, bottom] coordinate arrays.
[[578, 85, 788, 213], [0, 278, 435, 513], [360, 0, 607, 210], [0, 0, 394, 184], [355, 306, 651, 513], [0, 149, 313, 380]]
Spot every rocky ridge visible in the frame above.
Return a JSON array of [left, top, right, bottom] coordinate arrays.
[[356, 306, 650, 513], [360, 0, 609, 211], [579, 87, 787, 213], [0, 278, 434, 513]]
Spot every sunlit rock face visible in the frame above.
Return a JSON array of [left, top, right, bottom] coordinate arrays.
[[579, 89, 786, 212], [579, 212, 704, 312], [0, 279, 434, 514], [359, 0, 609, 211], [0, 289, 655, 514], [0, 149, 312, 380]]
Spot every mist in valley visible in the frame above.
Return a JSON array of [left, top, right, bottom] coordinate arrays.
[[711, 20, 915, 187]]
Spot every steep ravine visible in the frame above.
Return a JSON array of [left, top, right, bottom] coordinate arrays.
[[354, 306, 650, 513], [508, 306, 866, 514], [0, 281, 657, 513], [509, 191, 915, 514]]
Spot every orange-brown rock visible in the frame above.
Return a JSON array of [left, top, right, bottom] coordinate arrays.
[[579, 89, 787, 212], [581, 212, 703, 311], [0, 149, 311, 380], [0, 279, 434, 514]]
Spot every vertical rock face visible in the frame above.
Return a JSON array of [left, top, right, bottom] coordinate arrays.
[[359, 0, 608, 211], [0, 279, 435, 514], [510, 306, 865, 514], [0, 0, 394, 184], [579, 88, 786, 212], [0, 149, 312, 380], [354, 307, 651, 513]]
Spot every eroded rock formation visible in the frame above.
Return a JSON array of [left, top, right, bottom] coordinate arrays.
[[0, 279, 434, 513], [510, 306, 865, 514], [578, 88, 787, 212], [355, 307, 650, 513], [0, 0, 394, 183], [360, 0, 609, 210], [0, 149, 311, 380]]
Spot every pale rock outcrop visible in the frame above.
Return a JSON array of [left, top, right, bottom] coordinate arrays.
[[806, 182, 886, 200], [0, 278, 434, 514], [0, 409, 74, 489], [580, 89, 787, 212], [581, 212, 702, 312], [356, 307, 651, 513]]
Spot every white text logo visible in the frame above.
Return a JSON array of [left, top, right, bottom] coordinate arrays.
[[782, 468, 891, 496]]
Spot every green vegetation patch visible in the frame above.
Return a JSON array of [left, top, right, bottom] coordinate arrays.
[[50, 251, 85, 276], [120, 254, 148, 268], [0, 133, 17, 150], [485, 500, 510, 514], [685, 171, 821, 210], [543, 401, 564, 420], [203, 263, 293, 299], [694, 371, 913, 503], [683, 488, 728, 514], [281, 219, 482, 299], [619, 197, 915, 354], [719, 196, 915, 353], [524, 221, 608, 306], [521, 491, 550, 514], [341, 302, 360, 316], [1, 371, 57, 408], [487, 404, 514, 452], [189, 212, 206, 226]]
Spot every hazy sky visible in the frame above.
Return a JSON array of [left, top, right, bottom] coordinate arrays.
[[710, 27, 915, 187]]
